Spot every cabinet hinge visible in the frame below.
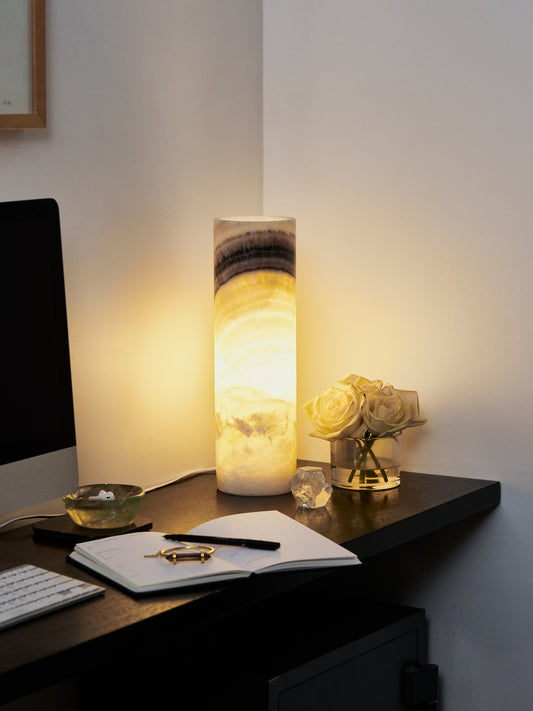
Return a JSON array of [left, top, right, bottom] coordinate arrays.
[[402, 662, 439, 709]]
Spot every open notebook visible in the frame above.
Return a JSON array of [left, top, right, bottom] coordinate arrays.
[[68, 510, 360, 595]]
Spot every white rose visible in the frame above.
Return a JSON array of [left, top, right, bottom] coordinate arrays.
[[344, 374, 383, 395], [362, 385, 421, 435], [304, 379, 365, 441]]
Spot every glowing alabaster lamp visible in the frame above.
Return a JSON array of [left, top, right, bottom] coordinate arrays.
[[214, 217, 296, 495]]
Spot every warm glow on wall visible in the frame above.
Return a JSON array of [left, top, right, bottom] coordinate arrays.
[[214, 217, 296, 495]]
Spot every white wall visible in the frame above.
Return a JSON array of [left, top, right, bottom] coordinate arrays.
[[0, 0, 263, 493], [264, 1, 533, 709]]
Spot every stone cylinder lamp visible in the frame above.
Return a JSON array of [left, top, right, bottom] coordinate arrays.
[[214, 217, 296, 495]]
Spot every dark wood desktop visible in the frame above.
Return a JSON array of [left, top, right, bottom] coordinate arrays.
[[0, 465, 500, 710]]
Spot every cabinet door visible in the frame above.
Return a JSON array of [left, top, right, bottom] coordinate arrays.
[[271, 625, 424, 711]]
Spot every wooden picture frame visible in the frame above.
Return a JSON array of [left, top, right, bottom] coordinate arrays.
[[0, 0, 46, 129]]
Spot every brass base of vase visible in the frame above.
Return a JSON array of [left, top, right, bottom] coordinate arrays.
[[331, 465, 400, 491]]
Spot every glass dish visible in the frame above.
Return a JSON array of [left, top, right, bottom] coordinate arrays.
[[62, 484, 145, 529]]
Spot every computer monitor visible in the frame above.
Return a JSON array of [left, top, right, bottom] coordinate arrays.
[[0, 198, 79, 516]]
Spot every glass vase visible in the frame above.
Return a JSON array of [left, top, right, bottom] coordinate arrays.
[[330, 433, 402, 491]]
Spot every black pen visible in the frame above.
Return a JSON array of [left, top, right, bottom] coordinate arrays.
[[163, 533, 280, 551]]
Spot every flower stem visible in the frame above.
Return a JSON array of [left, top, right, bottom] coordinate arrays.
[[351, 437, 389, 484], [365, 440, 389, 482]]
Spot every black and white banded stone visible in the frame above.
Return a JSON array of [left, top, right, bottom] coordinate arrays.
[[214, 218, 295, 293]]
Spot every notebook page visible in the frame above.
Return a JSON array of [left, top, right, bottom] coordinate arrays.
[[189, 510, 359, 573], [71, 531, 250, 590]]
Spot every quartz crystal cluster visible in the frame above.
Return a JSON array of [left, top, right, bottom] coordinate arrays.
[[290, 466, 332, 509]]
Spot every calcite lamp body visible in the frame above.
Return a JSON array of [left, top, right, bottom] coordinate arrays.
[[214, 217, 296, 495]]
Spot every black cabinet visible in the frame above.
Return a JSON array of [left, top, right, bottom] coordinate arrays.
[[193, 569, 438, 711], [271, 606, 427, 711]]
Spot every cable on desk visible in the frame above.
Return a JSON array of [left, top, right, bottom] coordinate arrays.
[[143, 467, 215, 492]]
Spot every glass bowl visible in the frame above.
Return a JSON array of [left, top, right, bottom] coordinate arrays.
[[62, 484, 145, 529]]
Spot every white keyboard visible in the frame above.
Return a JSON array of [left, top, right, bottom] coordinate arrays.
[[0, 564, 105, 631]]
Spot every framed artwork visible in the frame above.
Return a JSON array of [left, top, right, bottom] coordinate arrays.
[[0, 0, 46, 129]]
